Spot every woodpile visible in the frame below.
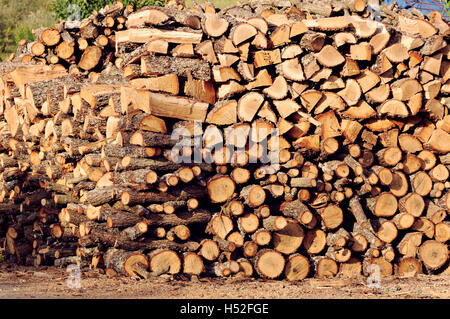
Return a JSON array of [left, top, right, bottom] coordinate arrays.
[[0, 0, 449, 280]]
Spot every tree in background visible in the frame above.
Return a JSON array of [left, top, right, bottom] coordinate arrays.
[[0, 0, 55, 60], [52, 0, 164, 20]]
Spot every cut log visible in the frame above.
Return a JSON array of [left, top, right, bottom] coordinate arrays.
[[418, 240, 448, 271], [284, 254, 309, 281], [272, 219, 304, 255], [148, 249, 181, 274], [253, 249, 285, 279]]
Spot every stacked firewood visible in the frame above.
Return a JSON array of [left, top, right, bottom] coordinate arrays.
[[0, 0, 449, 280]]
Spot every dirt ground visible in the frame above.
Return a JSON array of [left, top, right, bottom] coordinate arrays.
[[0, 264, 448, 299]]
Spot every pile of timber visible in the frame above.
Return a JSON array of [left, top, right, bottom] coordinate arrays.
[[0, 0, 449, 280]]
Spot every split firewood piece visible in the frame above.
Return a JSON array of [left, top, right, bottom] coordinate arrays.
[[184, 71, 215, 105], [371, 53, 393, 75], [425, 129, 450, 154], [383, 43, 410, 63], [314, 92, 345, 114], [369, 31, 390, 55], [133, 90, 209, 122], [341, 58, 360, 77], [425, 200, 446, 224], [212, 66, 241, 83], [378, 99, 409, 118], [303, 16, 350, 31], [334, 32, 356, 47], [424, 99, 444, 121], [276, 58, 305, 81], [231, 23, 257, 46], [342, 101, 376, 119], [104, 248, 149, 278], [253, 249, 285, 279], [398, 134, 422, 154], [263, 76, 288, 100], [116, 28, 203, 44], [397, 232, 423, 257], [356, 70, 380, 93], [350, 42, 372, 61], [130, 74, 179, 95], [246, 16, 268, 33], [125, 8, 170, 27], [281, 44, 303, 60], [397, 15, 437, 38], [338, 79, 361, 106], [172, 43, 195, 58], [206, 100, 237, 125], [301, 54, 320, 80], [391, 78, 422, 101], [253, 49, 281, 68], [203, 15, 229, 37], [237, 92, 264, 122], [418, 240, 448, 272], [315, 110, 340, 139], [412, 217, 435, 239], [245, 69, 273, 90], [315, 45, 345, 67], [195, 40, 218, 64], [269, 24, 290, 48], [273, 99, 300, 118]]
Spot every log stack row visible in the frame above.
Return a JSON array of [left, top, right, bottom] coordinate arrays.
[[0, 0, 449, 280]]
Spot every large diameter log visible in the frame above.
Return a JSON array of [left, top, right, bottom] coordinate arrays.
[[272, 219, 304, 255], [418, 240, 448, 271], [366, 193, 398, 217], [284, 254, 309, 281], [78, 46, 102, 71], [253, 249, 285, 279], [104, 248, 149, 278], [148, 249, 181, 274], [207, 175, 236, 203]]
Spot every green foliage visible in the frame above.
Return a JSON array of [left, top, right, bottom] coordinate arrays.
[[51, 0, 164, 21], [0, 0, 56, 61], [444, 0, 450, 18]]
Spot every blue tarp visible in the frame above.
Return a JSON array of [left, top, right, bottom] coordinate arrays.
[[382, 0, 449, 16]]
